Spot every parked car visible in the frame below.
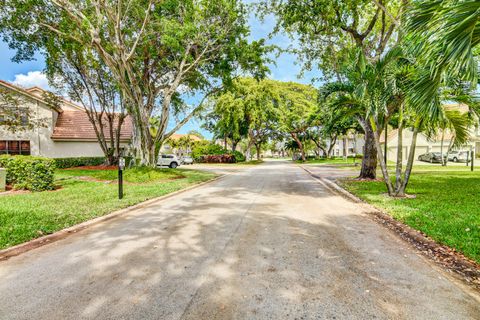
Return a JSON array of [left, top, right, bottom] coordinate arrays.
[[157, 154, 180, 168], [418, 152, 446, 163], [448, 150, 471, 163], [181, 156, 194, 165]]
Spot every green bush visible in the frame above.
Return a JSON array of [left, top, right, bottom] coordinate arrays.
[[191, 142, 225, 160], [0, 155, 56, 191], [230, 150, 245, 162], [54, 157, 105, 169], [191, 141, 245, 163]]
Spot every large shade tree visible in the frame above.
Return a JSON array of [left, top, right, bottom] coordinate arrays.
[[274, 81, 318, 162], [202, 89, 249, 152], [261, 0, 409, 178], [0, 0, 269, 166], [47, 46, 128, 165]]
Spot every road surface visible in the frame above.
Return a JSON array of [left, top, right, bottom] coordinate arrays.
[[0, 161, 479, 319]]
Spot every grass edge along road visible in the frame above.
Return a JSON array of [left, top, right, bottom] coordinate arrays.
[[340, 166, 480, 264], [0, 167, 216, 250]]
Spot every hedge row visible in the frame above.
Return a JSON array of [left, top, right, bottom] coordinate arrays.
[[0, 155, 56, 191], [191, 142, 245, 163], [197, 154, 237, 163], [54, 157, 105, 169]]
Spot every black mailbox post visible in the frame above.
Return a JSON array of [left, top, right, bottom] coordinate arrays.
[[118, 157, 125, 199]]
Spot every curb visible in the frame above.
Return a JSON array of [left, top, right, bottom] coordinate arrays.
[[299, 165, 362, 203], [0, 174, 225, 261], [300, 165, 480, 290]]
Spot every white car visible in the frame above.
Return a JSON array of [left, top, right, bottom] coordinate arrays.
[[157, 154, 181, 168], [181, 156, 194, 165], [448, 150, 471, 163]]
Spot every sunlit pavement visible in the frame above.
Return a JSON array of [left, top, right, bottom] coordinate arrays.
[[0, 161, 479, 319]]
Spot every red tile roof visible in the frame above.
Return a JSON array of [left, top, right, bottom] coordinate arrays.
[[51, 111, 133, 141], [0, 80, 63, 113], [168, 133, 203, 141]]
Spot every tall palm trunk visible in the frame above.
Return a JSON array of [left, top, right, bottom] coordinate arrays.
[[371, 117, 394, 195], [395, 106, 404, 190], [444, 136, 455, 167], [359, 120, 378, 179], [395, 125, 420, 197], [440, 130, 446, 166]]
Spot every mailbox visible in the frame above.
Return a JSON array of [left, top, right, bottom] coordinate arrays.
[[119, 157, 126, 170]]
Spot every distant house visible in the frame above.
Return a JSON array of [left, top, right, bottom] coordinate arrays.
[[0, 80, 132, 158], [380, 104, 479, 161], [326, 133, 365, 158], [161, 133, 203, 156]]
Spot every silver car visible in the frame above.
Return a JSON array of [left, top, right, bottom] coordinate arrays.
[[448, 150, 471, 163], [418, 152, 445, 163]]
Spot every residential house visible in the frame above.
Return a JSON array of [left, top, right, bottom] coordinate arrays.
[[161, 133, 203, 156], [0, 81, 132, 158], [380, 104, 479, 161]]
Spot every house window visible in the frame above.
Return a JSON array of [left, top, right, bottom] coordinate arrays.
[[0, 140, 30, 155]]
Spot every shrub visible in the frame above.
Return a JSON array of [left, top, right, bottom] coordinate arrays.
[[191, 141, 245, 163], [230, 150, 245, 162], [191, 142, 225, 160], [54, 157, 105, 169], [0, 155, 56, 191], [199, 154, 237, 163]]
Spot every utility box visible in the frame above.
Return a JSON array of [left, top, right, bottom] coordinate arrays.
[[0, 168, 6, 192]]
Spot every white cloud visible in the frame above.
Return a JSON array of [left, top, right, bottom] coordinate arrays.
[[12, 71, 50, 90]]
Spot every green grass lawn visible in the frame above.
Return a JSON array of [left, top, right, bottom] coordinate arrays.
[[341, 168, 480, 263], [0, 167, 216, 250], [299, 157, 361, 166]]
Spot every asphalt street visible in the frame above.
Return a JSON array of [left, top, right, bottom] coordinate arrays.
[[0, 161, 478, 319]]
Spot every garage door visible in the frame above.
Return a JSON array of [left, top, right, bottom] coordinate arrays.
[[414, 146, 428, 159]]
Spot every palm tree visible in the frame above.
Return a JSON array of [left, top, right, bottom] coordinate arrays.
[[322, 46, 473, 197], [406, 0, 480, 109]]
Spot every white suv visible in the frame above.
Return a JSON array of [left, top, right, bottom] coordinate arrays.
[[448, 150, 471, 163], [157, 154, 181, 168]]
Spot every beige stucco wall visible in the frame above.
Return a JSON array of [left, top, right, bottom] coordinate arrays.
[[0, 98, 56, 156], [1, 94, 126, 158], [384, 128, 478, 161]]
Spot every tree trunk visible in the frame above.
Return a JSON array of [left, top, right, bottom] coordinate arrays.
[[444, 136, 455, 167], [396, 125, 420, 197], [231, 140, 238, 152], [246, 136, 254, 160], [440, 130, 446, 166], [359, 121, 377, 179], [371, 117, 394, 195], [139, 142, 156, 167], [327, 135, 337, 158], [292, 133, 306, 161], [255, 144, 261, 160], [395, 107, 404, 190]]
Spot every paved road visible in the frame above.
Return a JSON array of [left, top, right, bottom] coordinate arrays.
[[0, 161, 479, 319]]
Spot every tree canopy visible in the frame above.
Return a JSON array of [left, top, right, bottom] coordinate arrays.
[[0, 0, 270, 165]]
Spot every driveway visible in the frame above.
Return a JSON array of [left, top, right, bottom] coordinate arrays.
[[0, 161, 479, 319]]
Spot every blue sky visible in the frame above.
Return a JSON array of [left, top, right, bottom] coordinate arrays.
[[0, 10, 321, 139]]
